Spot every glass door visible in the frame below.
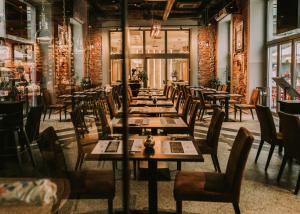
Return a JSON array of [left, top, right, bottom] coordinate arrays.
[[146, 58, 165, 89], [167, 58, 189, 82], [295, 41, 300, 93]]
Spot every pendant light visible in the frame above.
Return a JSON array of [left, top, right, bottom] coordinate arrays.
[[36, 0, 51, 43]]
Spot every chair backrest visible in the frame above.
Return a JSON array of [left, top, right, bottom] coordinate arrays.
[[171, 88, 178, 103], [42, 89, 52, 106], [98, 100, 112, 139], [113, 87, 122, 109], [198, 90, 206, 107], [249, 89, 260, 105], [206, 108, 225, 152], [278, 111, 300, 160], [225, 127, 254, 202], [255, 105, 277, 143], [167, 86, 173, 98], [25, 106, 43, 142], [0, 101, 24, 130], [187, 101, 200, 136], [36, 126, 68, 177], [163, 84, 168, 96], [175, 91, 182, 112], [181, 95, 192, 123], [107, 93, 117, 119]]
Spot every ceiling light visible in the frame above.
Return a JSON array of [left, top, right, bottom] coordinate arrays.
[[150, 20, 161, 38]]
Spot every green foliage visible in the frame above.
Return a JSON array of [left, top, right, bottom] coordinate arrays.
[[137, 70, 148, 82], [207, 75, 220, 88]]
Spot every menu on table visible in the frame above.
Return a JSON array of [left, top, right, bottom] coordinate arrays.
[[160, 140, 198, 155], [91, 139, 143, 154]]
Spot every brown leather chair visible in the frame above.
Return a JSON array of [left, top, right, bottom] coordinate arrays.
[[277, 111, 300, 194], [174, 127, 254, 214], [234, 89, 259, 122], [42, 89, 67, 121], [255, 105, 283, 171], [195, 108, 225, 172], [178, 95, 192, 123], [36, 126, 115, 213]]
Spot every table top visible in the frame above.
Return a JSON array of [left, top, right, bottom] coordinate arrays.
[[137, 91, 165, 96], [87, 136, 203, 162], [130, 100, 174, 106], [129, 106, 177, 114], [207, 93, 243, 98], [112, 116, 187, 129], [135, 95, 168, 100]]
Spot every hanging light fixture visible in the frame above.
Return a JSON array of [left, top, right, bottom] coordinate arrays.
[[36, 0, 51, 43], [59, 0, 68, 46], [150, 20, 161, 38]]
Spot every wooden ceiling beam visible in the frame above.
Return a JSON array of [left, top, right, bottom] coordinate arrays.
[[162, 0, 175, 21]]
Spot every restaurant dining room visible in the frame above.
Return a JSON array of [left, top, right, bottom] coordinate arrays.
[[1, 0, 300, 213]]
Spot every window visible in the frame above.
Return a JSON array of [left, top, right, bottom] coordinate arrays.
[[110, 32, 122, 54], [145, 31, 165, 54], [167, 31, 189, 53]]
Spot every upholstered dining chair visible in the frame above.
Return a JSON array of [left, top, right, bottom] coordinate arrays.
[[234, 88, 259, 122], [25, 106, 43, 143], [178, 95, 192, 123], [173, 127, 254, 214], [195, 108, 225, 172], [36, 126, 115, 213], [277, 111, 300, 195], [255, 105, 283, 171]]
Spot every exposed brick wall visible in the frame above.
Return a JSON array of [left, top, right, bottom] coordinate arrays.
[[231, 0, 249, 102], [88, 28, 102, 86], [198, 24, 217, 86]]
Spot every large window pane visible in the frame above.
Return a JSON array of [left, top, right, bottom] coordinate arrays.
[[145, 31, 165, 53], [111, 59, 122, 82], [129, 31, 143, 54], [295, 42, 300, 93], [268, 46, 278, 109], [167, 31, 189, 53], [110, 32, 122, 54], [279, 43, 292, 100], [147, 58, 165, 89], [130, 59, 144, 80]]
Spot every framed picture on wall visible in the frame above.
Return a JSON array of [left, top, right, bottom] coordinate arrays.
[[235, 21, 243, 52]]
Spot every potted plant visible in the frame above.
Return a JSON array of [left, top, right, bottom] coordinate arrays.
[[207, 74, 220, 89], [137, 70, 148, 88]]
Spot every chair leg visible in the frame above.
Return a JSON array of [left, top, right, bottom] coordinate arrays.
[[176, 200, 182, 214], [43, 109, 47, 121], [212, 154, 221, 173], [75, 153, 83, 170], [177, 161, 181, 171], [239, 108, 242, 122], [59, 109, 62, 122], [234, 106, 237, 120], [22, 129, 35, 167], [265, 144, 275, 171], [48, 109, 52, 119], [211, 155, 218, 172], [232, 202, 241, 214], [200, 109, 205, 121], [108, 199, 113, 214], [277, 155, 287, 183], [255, 140, 264, 163], [250, 109, 254, 120], [294, 171, 300, 195]]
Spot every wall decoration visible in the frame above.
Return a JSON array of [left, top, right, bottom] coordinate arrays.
[[235, 21, 243, 52]]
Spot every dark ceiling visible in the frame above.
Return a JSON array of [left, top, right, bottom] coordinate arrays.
[[88, 0, 238, 24]]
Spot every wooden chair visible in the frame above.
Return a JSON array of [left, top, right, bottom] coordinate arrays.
[[70, 111, 98, 171], [42, 89, 66, 121], [277, 111, 300, 194], [255, 105, 283, 171], [195, 108, 225, 172], [234, 89, 259, 122], [174, 127, 254, 214], [178, 95, 192, 123], [198, 90, 219, 121], [36, 127, 115, 213]]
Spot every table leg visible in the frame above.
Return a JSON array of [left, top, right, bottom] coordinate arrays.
[[213, 96, 217, 105], [225, 97, 229, 122], [148, 160, 158, 214]]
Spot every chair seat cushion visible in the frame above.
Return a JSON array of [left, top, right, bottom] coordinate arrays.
[[68, 170, 115, 199], [174, 171, 231, 202], [196, 139, 213, 154], [235, 104, 255, 109]]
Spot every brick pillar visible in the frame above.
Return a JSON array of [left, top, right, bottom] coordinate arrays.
[[198, 24, 217, 86]]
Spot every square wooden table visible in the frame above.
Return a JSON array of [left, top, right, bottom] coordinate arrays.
[[129, 106, 177, 116], [87, 136, 204, 214], [130, 100, 174, 107]]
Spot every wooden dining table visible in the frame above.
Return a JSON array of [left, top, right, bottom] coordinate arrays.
[[111, 116, 187, 134], [87, 136, 204, 214], [130, 99, 174, 107], [129, 106, 177, 116], [208, 93, 243, 122]]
